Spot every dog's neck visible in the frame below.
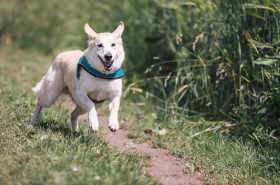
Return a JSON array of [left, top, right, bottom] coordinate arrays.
[[77, 55, 124, 80]]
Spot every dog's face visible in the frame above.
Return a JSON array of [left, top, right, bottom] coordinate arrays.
[[84, 22, 125, 73]]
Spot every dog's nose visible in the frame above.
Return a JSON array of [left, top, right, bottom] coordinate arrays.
[[104, 53, 112, 61]]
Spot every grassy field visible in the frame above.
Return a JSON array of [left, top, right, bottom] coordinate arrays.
[[1, 45, 279, 184], [0, 46, 158, 185], [1, 1, 280, 184]]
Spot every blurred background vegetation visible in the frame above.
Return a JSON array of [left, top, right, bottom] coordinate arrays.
[[1, 0, 280, 143]]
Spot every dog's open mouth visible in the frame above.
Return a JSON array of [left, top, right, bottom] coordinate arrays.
[[104, 61, 114, 71], [98, 56, 114, 71]]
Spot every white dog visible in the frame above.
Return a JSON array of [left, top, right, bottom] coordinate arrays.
[[30, 22, 125, 132]]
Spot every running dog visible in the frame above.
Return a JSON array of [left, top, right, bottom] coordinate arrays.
[[30, 22, 125, 132]]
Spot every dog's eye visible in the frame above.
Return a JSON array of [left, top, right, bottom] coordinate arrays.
[[97, 44, 103, 47], [111, 43, 116, 47]]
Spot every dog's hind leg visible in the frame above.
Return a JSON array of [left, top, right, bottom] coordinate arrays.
[[71, 105, 86, 132], [31, 62, 65, 124], [30, 99, 42, 124]]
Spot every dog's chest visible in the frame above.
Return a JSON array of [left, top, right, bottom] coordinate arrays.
[[86, 78, 122, 101]]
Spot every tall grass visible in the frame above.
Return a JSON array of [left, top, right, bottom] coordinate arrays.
[[139, 0, 280, 117], [125, 0, 280, 133]]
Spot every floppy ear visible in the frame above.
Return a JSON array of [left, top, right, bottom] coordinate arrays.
[[113, 22, 124, 38], [84, 23, 97, 39]]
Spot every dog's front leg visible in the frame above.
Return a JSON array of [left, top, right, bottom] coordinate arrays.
[[108, 96, 120, 132], [75, 89, 99, 132]]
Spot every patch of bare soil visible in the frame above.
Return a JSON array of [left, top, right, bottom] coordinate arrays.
[[67, 103, 212, 185]]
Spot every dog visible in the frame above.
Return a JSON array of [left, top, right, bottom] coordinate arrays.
[[30, 22, 125, 132]]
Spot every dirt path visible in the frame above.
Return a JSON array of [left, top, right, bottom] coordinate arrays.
[[68, 103, 210, 185]]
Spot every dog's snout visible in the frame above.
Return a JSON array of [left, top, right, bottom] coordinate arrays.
[[104, 53, 112, 61]]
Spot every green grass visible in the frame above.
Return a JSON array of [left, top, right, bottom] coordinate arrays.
[[1, 0, 280, 181], [118, 100, 280, 184], [1, 37, 279, 185], [0, 48, 159, 185]]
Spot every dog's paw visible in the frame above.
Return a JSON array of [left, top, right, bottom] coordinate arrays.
[[108, 117, 119, 132], [72, 122, 79, 132], [30, 117, 39, 125], [71, 117, 79, 132], [88, 114, 99, 132]]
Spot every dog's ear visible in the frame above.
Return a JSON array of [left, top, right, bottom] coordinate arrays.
[[113, 22, 124, 38], [84, 23, 97, 39]]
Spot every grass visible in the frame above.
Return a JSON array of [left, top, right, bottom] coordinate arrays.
[[1, 0, 280, 182], [3, 45, 279, 184], [0, 47, 159, 185], [117, 97, 280, 184]]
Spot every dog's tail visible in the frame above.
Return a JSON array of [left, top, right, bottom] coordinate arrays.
[[32, 76, 45, 96]]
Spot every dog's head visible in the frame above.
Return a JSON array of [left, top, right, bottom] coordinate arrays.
[[84, 22, 125, 74]]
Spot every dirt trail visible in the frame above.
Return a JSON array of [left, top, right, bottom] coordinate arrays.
[[68, 104, 209, 185]]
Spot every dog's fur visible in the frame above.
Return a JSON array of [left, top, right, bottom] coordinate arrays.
[[30, 22, 125, 132]]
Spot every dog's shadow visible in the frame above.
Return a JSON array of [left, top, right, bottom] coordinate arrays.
[[35, 120, 83, 138]]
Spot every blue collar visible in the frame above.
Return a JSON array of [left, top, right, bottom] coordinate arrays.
[[77, 55, 124, 80]]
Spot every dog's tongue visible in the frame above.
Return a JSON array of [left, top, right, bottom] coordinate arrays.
[[105, 62, 111, 67]]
